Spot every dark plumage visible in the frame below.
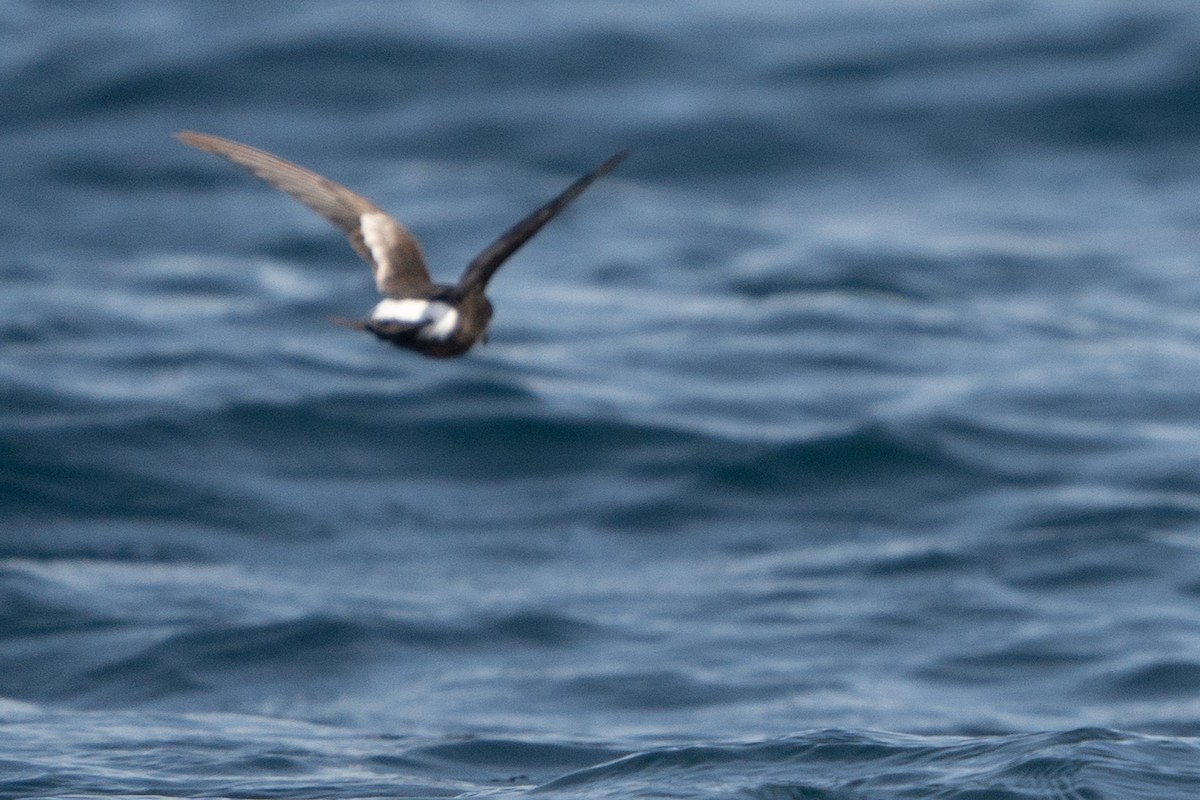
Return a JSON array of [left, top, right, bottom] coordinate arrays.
[[176, 131, 625, 357]]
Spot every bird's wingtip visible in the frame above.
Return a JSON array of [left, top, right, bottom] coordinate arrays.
[[174, 130, 214, 150], [602, 149, 630, 172]]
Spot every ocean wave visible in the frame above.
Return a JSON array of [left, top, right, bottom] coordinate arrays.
[[2, 381, 1008, 538], [0, 433, 287, 535], [0, 716, 1195, 799], [63, 608, 595, 706], [536, 728, 1200, 799]]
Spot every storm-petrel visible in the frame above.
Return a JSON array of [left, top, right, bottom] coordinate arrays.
[[176, 131, 626, 358]]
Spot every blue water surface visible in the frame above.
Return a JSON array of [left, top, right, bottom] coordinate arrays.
[[5, 1, 1200, 797]]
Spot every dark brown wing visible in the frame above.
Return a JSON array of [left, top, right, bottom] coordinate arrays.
[[452, 151, 627, 298], [176, 131, 433, 297]]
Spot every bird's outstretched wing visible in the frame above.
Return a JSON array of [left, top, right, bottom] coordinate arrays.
[[452, 150, 627, 298], [176, 131, 433, 297]]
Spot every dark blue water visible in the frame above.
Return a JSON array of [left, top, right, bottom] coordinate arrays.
[[5, 1, 1200, 797]]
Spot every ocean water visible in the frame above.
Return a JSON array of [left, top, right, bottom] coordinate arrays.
[[4, 0, 1200, 796]]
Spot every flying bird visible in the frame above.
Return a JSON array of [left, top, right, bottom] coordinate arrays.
[[176, 131, 626, 357]]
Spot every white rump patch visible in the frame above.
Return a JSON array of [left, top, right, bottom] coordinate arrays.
[[420, 302, 459, 340], [370, 298, 459, 341], [371, 298, 429, 323]]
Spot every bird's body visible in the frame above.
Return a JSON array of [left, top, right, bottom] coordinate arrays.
[[176, 131, 625, 357]]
